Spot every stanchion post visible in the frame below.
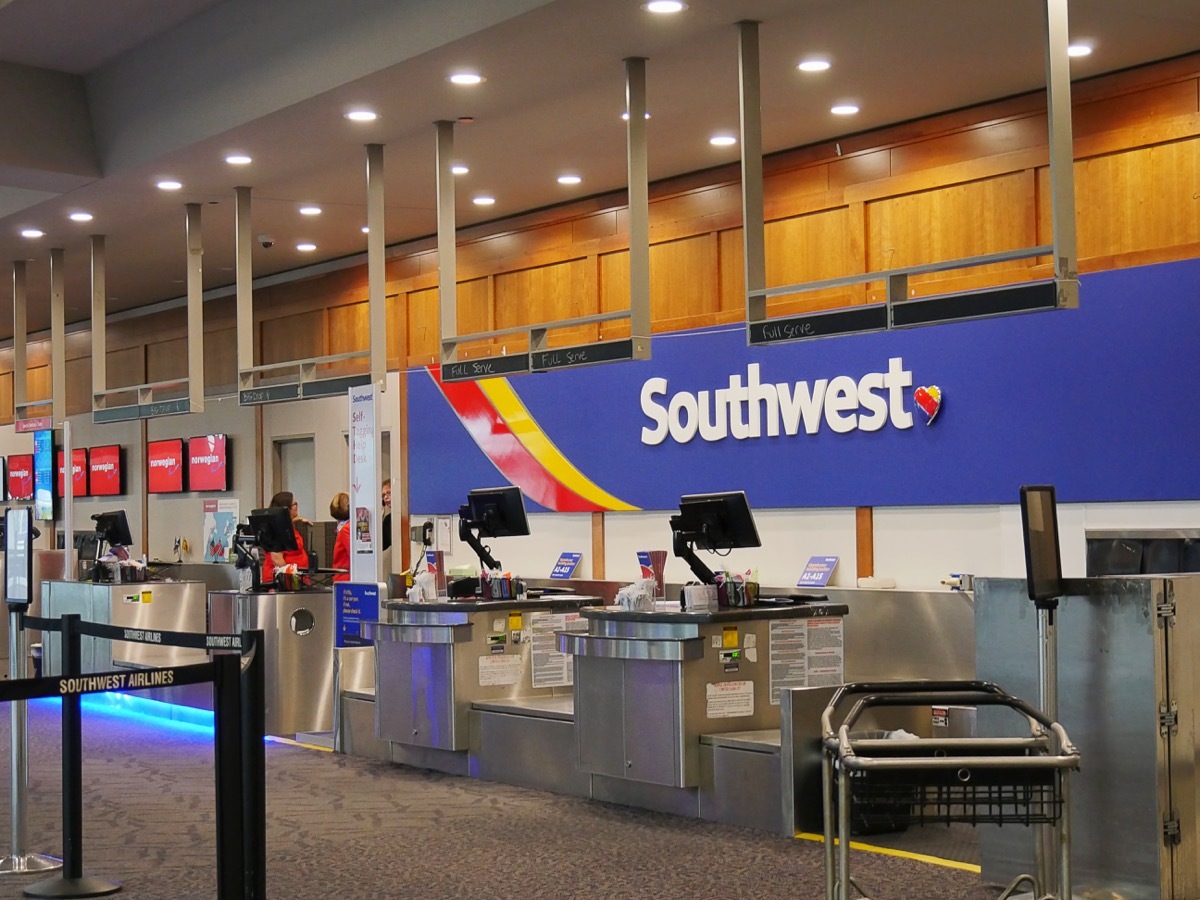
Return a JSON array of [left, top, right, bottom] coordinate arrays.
[[241, 630, 266, 899], [213, 652, 246, 900], [24, 613, 120, 897]]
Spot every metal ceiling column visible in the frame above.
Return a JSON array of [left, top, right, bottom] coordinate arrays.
[[365, 143, 386, 389], [737, 21, 766, 324], [234, 187, 254, 379], [90, 236, 106, 398], [49, 248, 66, 425], [1044, 0, 1079, 308], [185, 203, 205, 412], [625, 57, 650, 342], [436, 120, 457, 366], [11, 261, 26, 413]]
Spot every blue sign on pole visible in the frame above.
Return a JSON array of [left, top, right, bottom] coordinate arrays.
[[797, 556, 839, 588], [550, 552, 582, 579], [334, 582, 381, 648]]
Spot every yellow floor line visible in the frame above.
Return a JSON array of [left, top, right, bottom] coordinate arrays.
[[795, 832, 982, 873], [267, 735, 334, 753]]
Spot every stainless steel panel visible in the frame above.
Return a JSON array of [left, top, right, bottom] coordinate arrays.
[[975, 576, 1172, 899], [110, 581, 209, 668], [589, 619, 702, 640], [337, 696, 390, 761], [559, 632, 704, 660], [624, 657, 684, 785], [781, 685, 840, 836], [468, 708, 592, 797], [413, 642, 458, 748], [575, 655, 628, 778], [698, 743, 781, 833], [1164, 576, 1200, 899], [234, 590, 335, 737], [42, 580, 113, 674]]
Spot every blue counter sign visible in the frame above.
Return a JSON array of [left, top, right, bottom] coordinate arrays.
[[334, 582, 381, 648], [798, 556, 839, 587], [550, 552, 582, 579]]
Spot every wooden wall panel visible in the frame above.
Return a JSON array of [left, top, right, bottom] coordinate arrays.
[[27, 365, 50, 402], [406, 288, 438, 363], [889, 114, 1046, 176], [261, 309, 324, 365], [66, 356, 91, 416], [865, 172, 1035, 288], [107, 347, 144, 389], [328, 302, 367, 358], [455, 277, 495, 358], [0, 372, 12, 424], [206, 325, 238, 390], [495, 259, 597, 348], [147, 337, 187, 385], [599, 251, 630, 338], [1075, 138, 1200, 258], [761, 207, 862, 314], [651, 234, 719, 326]]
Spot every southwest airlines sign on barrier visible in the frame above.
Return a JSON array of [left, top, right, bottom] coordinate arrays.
[[408, 257, 1200, 513]]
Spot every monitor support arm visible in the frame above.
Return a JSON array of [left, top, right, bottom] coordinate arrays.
[[672, 528, 716, 585], [459, 518, 501, 572]]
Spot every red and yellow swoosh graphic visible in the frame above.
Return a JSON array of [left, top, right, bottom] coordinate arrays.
[[428, 366, 638, 513]]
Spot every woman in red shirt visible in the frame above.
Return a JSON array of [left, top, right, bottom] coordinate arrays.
[[261, 491, 308, 586], [330, 491, 350, 582]]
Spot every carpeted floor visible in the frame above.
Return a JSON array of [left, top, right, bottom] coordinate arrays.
[[0, 700, 1008, 899]]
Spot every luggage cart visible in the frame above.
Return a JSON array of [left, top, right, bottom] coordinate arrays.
[[821, 680, 1080, 900]]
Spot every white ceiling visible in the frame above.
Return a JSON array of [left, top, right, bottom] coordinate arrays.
[[0, 0, 1197, 336]]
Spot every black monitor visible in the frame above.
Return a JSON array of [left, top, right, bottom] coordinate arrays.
[[247, 506, 298, 553], [458, 486, 530, 571], [669, 491, 761, 585], [92, 510, 134, 556], [1020, 484, 1064, 606]]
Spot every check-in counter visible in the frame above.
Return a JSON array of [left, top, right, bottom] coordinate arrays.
[[558, 601, 848, 793], [209, 588, 336, 737], [365, 595, 597, 773], [42, 579, 210, 675]]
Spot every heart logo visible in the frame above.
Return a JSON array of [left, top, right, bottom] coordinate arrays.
[[913, 385, 942, 425]]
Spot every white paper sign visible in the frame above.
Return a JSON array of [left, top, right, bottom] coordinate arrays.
[[705, 680, 755, 718], [478, 654, 523, 687]]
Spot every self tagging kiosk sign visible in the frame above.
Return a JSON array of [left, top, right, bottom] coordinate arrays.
[[334, 582, 381, 648], [550, 552, 582, 579], [798, 556, 839, 587]]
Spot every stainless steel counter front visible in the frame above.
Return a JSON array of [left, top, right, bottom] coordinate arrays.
[[209, 589, 336, 737], [367, 596, 597, 753], [562, 601, 848, 789]]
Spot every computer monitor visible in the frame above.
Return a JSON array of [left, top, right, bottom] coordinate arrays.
[[1020, 484, 1064, 604], [247, 506, 298, 553], [457, 486, 530, 572], [669, 491, 761, 585], [92, 510, 134, 556]]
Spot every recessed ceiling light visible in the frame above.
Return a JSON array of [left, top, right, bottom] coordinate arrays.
[[620, 111, 652, 121], [473, 195, 496, 206], [449, 72, 485, 86], [831, 104, 860, 116], [798, 59, 831, 72], [69, 212, 94, 223], [709, 134, 737, 147], [1067, 43, 1093, 58], [225, 154, 252, 165], [451, 164, 470, 175], [557, 174, 582, 186], [296, 242, 317, 252], [157, 180, 182, 191], [644, 1, 686, 12], [345, 109, 378, 122], [361, 226, 370, 234], [299, 205, 322, 216], [20, 229, 44, 239]]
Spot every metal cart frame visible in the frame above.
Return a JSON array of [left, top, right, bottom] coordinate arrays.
[[821, 680, 1080, 900]]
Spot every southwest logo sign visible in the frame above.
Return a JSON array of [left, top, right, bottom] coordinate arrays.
[[428, 366, 638, 513]]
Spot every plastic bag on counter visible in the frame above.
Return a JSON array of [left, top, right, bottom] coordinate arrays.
[[616, 579, 656, 612], [406, 571, 438, 602]]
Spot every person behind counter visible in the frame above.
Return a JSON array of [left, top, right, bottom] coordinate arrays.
[[330, 491, 350, 582], [381, 478, 392, 552], [261, 491, 309, 585]]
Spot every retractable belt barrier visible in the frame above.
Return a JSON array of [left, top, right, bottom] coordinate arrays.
[[2, 612, 265, 900]]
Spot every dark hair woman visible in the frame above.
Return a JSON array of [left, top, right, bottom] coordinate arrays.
[[261, 490, 308, 586]]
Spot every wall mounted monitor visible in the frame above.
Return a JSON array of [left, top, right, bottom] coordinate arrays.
[[89, 445, 124, 497], [146, 438, 185, 493], [33, 429, 53, 521], [57, 448, 89, 498], [91, 509, 134, 552], [187, 434, 228, 492], [7, 455, 33, 501]]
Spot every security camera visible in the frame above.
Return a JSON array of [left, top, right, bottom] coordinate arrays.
[[257, 233, 274, 249]]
